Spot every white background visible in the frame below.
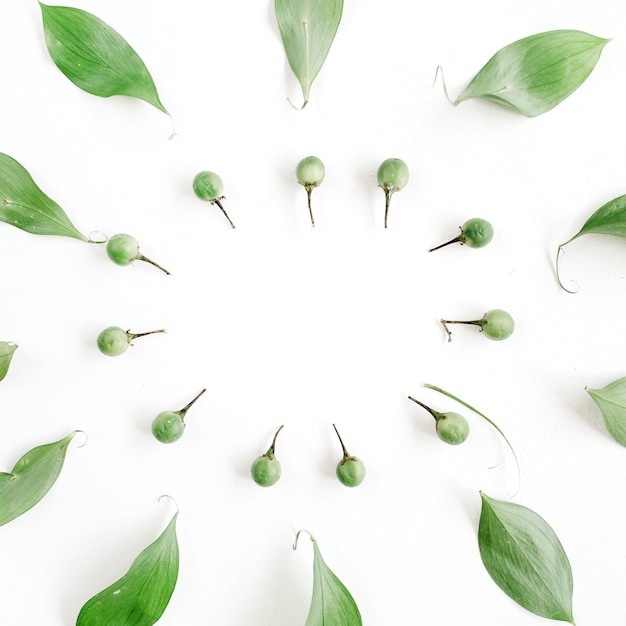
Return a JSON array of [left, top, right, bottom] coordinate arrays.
[[1, 0, 626, 624]]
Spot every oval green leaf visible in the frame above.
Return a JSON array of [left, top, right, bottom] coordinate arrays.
[[275, 0, 343, 108], [556, 194, 626, 292], [294, 530, 362, 626], [478, 492, 574, 624], [586, 376, 626, 446], [0, 342, 17, 382], [77, 510, 179, 626], [40, 2, 167, 114], [454, 30, 609, 117], [0, 431, 79, 526], [0, 153, 88, 241]]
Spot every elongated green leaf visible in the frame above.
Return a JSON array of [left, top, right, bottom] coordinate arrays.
[[0, 342, 17, 382], [556, 194, 626, 292], [275, 0, 343, 108], [586, 376, 626, 446], [0, 153, 88, 241], [40, 2, 167, 114], [478, 492, 574, 624], [454, 30, 609, 117], [0, 431, 79, 526], [294, 530, 362, 626], [77, 511, 179, 626]]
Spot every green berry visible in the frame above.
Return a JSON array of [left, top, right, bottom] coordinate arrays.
[[192, 171, 235, 228], [106, 233, 170, 274], [440, 309, 514, 342], [97, 326, 166, 356], [481, 309, 515, 341], [152, 389, 206, 444], [462, 218, 494, 248], [251, 425, 284, 486], [377, 158, 409, 228], [296, 156, 325, 227], [333, 424, 365, 487], [429, 218, 494, 252], [435, 412, 470, 445], [408, 396, 470, 446]]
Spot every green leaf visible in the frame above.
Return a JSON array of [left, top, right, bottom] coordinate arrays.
[[0, 431, 79, 526], [478, 492, 574, 624], [586, 376, 626, 446], [40, 2, 167, 114], [294, 530, 362, 626], [77, 510, 179, 626], [0, 153, 88, 241], [556, 194, 626, 292], [0, 342, 17, 382], [275, 0, 343, 108], [454, 30, 609, 117]]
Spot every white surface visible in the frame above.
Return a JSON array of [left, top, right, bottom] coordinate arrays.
[[1, 0, 626, 624]]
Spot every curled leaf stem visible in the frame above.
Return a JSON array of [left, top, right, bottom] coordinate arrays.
[[293, 529, 316, 550], [214, 199, 236, 229], [137, 253, 171, 275], [158, 494, 179, 513], [432, 65, 454, 106], [73, 429, 88, 448], [555, 244, 579, 293], [424, 383, 521, 496]]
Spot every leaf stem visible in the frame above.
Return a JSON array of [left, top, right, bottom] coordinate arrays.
[[555, 244, 579, 293], [293, 529, 316, 550], [432, 65, 455, 106], [424, 383, 521, 495], [214, 199, 236, 229]]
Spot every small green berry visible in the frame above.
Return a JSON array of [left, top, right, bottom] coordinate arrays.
[[333, 424, 365, 487], [106, 234, 170, 274], [97, 326, 166, 356], [429, 218, 494, 252], [296, 156, 325, 227], [152, 388, 206, 444], [251, 425, 284, 486], [435, 412, 470, 445], [377, 158, 409, 228], [192, 171, 235, 228], [440, 309, 514, 342], [408, 396, 470, 445]]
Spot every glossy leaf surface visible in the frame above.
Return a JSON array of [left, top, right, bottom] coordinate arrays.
[[275, 0, 343, 108], [77, 511, 179, 626], [0, 153, 88, 240], [557, 194, 626, 291], [479, 492, 574, 624], [40, 2, 167, 114], [455, 30, 609, 117], [0, 342, 17, 382], [0, 431, 78, 526], [587, 376, 626, 446], [294, 531, 362, 626]]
